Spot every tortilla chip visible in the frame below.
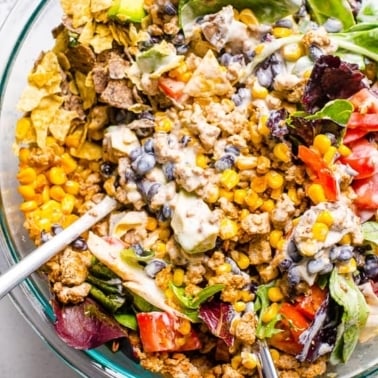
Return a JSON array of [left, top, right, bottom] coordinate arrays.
[[18, 51, 62, 112], [49, 108, 78, 143], [60, 0, 91, 28], [90, 24, 113, 53], [78, 21, 96, 45], [31, 95, 63, 148], [91, 0, 112, 13], [75, 71, 96, 110]]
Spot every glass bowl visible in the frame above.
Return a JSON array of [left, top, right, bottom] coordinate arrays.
[[0, 1, 377, 377]]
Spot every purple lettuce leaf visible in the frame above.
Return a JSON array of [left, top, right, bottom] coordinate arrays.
[[198, 299, 235, 347], [302, 55, 367, 113], [52, 298, 129, 349]]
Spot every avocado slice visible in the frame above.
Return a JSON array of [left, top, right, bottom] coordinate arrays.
[[108, 0, 146, 23]]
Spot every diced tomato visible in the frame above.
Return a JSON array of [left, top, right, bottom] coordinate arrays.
[[269, 329, 303, 355], [343, 127, 369, 144], [279, 303, 311, 342], [352, 172, 378, 210], [295, 285, 327, 320], [340, 138, 378, 179], [348, 88, 378, 114], [347, 113, 378, 131], [158, 77, 186, 101], [298, 146, 338, 201], [136, 312, 201, 353]]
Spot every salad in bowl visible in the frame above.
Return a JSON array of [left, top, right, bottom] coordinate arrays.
[[11, 0, 378, 377]]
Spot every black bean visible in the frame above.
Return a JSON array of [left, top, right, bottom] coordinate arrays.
[[109, 109, 135, 125], [279, 258, 293, 272], [176, 44, 189, 55], [143, 138, 154, 154], [52, 224, 63, 235], [132, 243, 145, 256], [275, 18, 293, 28], [307, 258, 331, 275], [309, 45, 324, 62], [162, 162, 175, 181], [286, 240, 302, 263], [71, 237, 88, 251], [100, 161, 116, 177], [224, 145, 240, 156], [163, 2, 177, 16], [363, 255, 378, 280], [256, 66, 274, 88], [287, 266, 301, 286], [232, 88, 250, 107], [132, 154, 156, 176], [161, 204, 172, 219], [214, 154, 235, 171], [146, 182, 161, 201], [323, 18, 343, 33], [138, 111, 155, 121], [330, 245, 354, 262], [129, 147, 143, 162], [172, 31, 186, 46], [124, 169, 136, 182], [40, 231, 51, 243], [145, 259, 167, 278], [180, 135, 191, 146]]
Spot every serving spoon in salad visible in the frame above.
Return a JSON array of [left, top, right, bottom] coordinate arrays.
[[0, 195, 118, 300]]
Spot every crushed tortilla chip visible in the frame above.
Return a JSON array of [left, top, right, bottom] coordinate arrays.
[[90, 24, 114, 53], [60, 0, 91, 28], [78, 21, 96, 45], [49, 108, 78, 143], [91, 0, 112, 13], [70, 141, 103, 160], [75, 71, 97, 110], [31, 95, 63, 148], [18, 51, 62, 112]]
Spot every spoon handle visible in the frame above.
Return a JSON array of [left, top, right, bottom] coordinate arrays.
[[0, 196, 118, 300], [258, 339, 279, 378]]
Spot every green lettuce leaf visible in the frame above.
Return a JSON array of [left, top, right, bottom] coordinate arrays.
[[362, 221, 378, 245]]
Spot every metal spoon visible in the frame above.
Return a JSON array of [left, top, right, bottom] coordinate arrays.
[[0, 195, 118, 300], [257, 339, 279, 378]]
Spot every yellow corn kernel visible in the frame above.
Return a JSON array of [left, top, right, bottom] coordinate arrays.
[[17, 167, 37, 185], [234, 301, 247, 312], [64, 180, 80, 195], [250, 126, 263, 145], [219, 188, 234, 201], [216, 262, 233, 274], [18, 148, 31, 164], [276, 238, 286, 251], [281, 42, 305, 62], [219, 218, 239, 240], [173, 268, 185, 287], [239, 8, 259, 25], [61, 194, 76, 215], [220, 169, 240, 190], [317, 210, 334, 226], [231, 356, 242, 370], [313, 134, 332, 155], [235, 251, 250, 270], [205, 185, 219, 204], [15, 117, 32, 140], [60, 153, 78, 174], [269, 230, 283, 249], [241, 352, 259, 370], [323, 146, 338, 165], [240, 208, 250, 220], [20, 200, 38, 212], [273, 142, 291, 163], [266, 171, 284, 190], [196, 153, 209, 168], [154, 241, 167, 258], [272, 26, 293, 38], [236, 155, 257, 170], [252, 82, 268, 99], [240, 290, 254, 302], [221, 98, 236, 112], [268, 287, 284, 302], [65, 132, 82, 148], [50, 185, 66, 202], [338, 144, 352, 157], [254, 43, 265, 55], [292, 216, 301, 227], [270, 187, 283, 200], [244, 189, 258, 207], [234, 188, 247, 205], [251, 175, 267, 193], [308, 183, 326, 204], [164, 288, 175, 301], [155, 117, 173, 133], [312, 222, 329, 241], [35, 218, 52, 233], [260, 199, 275, 212], [48, 167, 67, 185], [35, 173, 48, 189], [41, 185, 50, 203], [62, 214, 79, 228], [339, 233, 352, 245], [270, 349, 280, 363], [338, 257, 357, 274], [158, 227, 171, 241], [256, 156, 271, 174], [262, 303, 280, 323], [257, 115, 270, 136], [287, 187, 300, 205], [177, 318, 192, 336], [18, 185, 36, 200], [145, 216, 158, 231]]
